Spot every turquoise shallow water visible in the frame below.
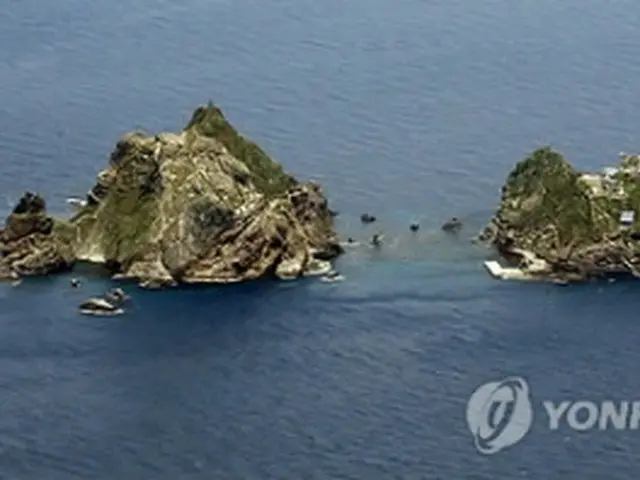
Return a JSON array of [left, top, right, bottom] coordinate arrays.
[[2, 0, 640, 478]]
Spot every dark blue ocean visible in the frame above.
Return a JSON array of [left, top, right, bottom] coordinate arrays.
[[2, 0, 640, 478]]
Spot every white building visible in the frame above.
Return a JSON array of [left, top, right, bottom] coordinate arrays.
[[620, 210, 635, 226]]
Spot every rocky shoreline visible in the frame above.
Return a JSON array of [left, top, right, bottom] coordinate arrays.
[[0, 103, 343, 288], [479, 147, 640, 283], [5, 103, 629, 289]]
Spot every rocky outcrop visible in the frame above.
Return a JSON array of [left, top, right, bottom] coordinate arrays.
[[1, 103, 342, 287], [79, 287, 130, 316], [479, 147, 640, 282], [79, 297, 124, 316], [0, 192, 75, 278], [104, 288, 129, 304], [442, 217, 462, 233]]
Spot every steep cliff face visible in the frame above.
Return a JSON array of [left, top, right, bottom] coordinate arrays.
[[480, 147, 640, 281], [0, 103, 341, 286]]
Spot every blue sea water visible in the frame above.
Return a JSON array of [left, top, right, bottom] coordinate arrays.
[[2, 0, 640, 477]]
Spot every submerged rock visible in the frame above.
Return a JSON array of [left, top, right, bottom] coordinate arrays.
[[479, 147, 640, 283], [360, 213, 377, 224], [1, 103, 341, 287], [340, 237, 360, 248], [441, 217, 462, 233]]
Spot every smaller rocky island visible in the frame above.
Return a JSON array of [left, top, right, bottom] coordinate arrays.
[[0, 103, 342, 287], [480, 147, 640, 283]]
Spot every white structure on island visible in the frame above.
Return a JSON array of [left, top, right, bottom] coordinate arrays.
[[620, 210, 635, 227], [66, 197, 87, 210], [483, 261, 534, 281], [579, 173, 606, 196]]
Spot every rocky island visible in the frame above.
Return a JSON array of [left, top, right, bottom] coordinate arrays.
[[0, 103, 341, 287], [480, 146, 640, 283]]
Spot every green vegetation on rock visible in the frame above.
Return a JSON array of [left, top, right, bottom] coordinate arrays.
[[51, 217, 77, 247], [93, 191, 158, 263], [185, 102, 295, 197], [483, 146, 640, 281], [501, 147, 601, 250], [0, 103, 340, 285]]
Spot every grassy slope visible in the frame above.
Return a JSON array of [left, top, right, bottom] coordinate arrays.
[[504, 147, 612, 250], [50, 103, 299, 266], [185, 102, 296, 197]]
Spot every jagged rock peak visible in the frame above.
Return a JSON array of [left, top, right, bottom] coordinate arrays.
[[0, 103, 341, 287]]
